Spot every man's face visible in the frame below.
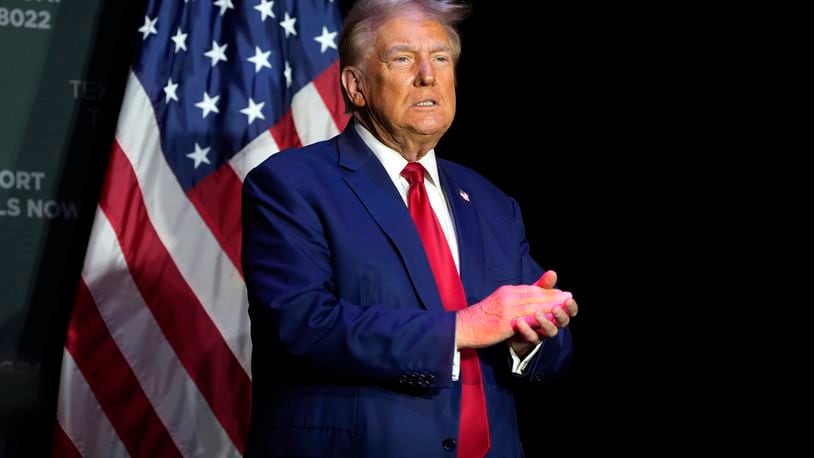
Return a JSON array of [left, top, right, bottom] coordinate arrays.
[[362, 14, 456, 145]]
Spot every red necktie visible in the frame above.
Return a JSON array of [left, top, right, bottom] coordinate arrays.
[[401, 162, 490, 458]]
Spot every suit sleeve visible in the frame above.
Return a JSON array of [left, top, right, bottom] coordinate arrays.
[[242, 163, 456, 387], [512, 198, 574, 382]]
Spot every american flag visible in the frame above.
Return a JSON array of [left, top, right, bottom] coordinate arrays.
[[53, 1, 347, 456]]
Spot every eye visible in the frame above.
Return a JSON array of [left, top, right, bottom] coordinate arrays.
[[433, 55, 450, 64], [393, 56, 410, 63]]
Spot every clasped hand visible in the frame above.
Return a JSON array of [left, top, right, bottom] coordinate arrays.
[[455, 270, 578, 351]]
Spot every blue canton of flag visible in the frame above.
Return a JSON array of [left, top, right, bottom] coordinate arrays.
[[137, 0, 344, 190]]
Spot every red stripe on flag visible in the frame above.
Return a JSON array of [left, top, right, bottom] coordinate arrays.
[[186, 165, 244, 276], [100, 140, 251, 452], [312, 60, 351, 132], [64, 280, 182, 458], [52, 421, 82, 458], [270, 109, 303, 150]]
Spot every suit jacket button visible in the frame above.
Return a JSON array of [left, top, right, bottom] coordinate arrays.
[[427, 374, 437, 383], [533, 373, 544, 383], [442, 438, 456, 451]]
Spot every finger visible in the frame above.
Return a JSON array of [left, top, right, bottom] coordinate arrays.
[[552, 305, 569, 328], [524, 293, 572, 315], [517, 315, 540, 328], [512, 316, 539, 329], [536, 314, 558, 338], [534, 270, 558, 289], [525, 289, 572, 304], [510, 285, 566, 299], [510, 289, 572, 314], [514, 316, 541, 343], [565, 298, 578, 317], [534, 309, 554, 328]]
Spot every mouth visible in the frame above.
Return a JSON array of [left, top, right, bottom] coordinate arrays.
[[413, 100, 437, 107]]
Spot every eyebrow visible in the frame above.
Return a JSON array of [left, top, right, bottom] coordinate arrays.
[[383, 44, 452, 56]]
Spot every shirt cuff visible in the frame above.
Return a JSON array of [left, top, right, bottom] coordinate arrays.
[[452, 350, 460, 381], [509, 342, 543, 375]]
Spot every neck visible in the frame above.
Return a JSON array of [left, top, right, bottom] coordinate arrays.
[[354, 113, 438, 162]]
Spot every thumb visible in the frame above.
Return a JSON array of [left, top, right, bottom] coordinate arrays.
[[534, 270, 558, 289]]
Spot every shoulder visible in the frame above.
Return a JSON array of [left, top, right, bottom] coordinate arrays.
[[245, 136, 339, 186]]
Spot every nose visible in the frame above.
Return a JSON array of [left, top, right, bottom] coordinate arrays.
[[415, 57, 436, 87]]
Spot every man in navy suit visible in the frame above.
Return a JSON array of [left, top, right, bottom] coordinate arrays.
[[242, 1, 578, 456]]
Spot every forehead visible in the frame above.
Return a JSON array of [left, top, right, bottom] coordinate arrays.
[[373, 13, 451, 48]]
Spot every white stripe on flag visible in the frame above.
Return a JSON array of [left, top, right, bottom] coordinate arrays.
[[82, 207, 240, 458], [115, 71, 251, 375], [56, 351, 131, 458], [229, 129, 280, 182], [291, 81, 341, 146]]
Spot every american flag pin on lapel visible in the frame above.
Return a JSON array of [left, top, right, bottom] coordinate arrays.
[[459, 190, 470, 202]]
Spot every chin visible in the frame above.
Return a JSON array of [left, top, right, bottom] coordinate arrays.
[[411, 118, 452, 137]]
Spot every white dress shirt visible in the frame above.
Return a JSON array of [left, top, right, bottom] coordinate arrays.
[[355, 123, 541, 380]]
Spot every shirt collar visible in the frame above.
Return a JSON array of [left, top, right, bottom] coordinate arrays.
[[354, 122, 441, 188]]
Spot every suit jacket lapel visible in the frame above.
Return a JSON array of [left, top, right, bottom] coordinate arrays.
[[438, 162, 486, 305], [337, 126, 445, 312]]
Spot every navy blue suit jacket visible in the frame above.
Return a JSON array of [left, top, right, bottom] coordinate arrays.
[[242, 124, 572, 457]]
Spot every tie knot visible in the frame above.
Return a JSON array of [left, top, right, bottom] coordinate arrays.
[[401, 162, 426, 186]]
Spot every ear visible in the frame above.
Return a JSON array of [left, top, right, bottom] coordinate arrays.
[[341, 67, 366, 108]]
